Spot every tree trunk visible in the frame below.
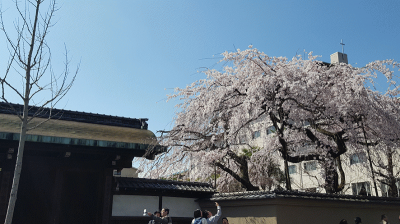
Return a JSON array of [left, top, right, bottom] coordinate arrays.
[[283, 158, 291, 191], [336, 156, 345, 191], [215, 161, 259, 191], [387, 151, 398, 198], [324, 162, 339, 194], [4, 102, 29, 224], [361, 119, 379, 196]]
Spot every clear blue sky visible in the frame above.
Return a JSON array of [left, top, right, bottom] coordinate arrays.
[[0, 0, 399, 136]]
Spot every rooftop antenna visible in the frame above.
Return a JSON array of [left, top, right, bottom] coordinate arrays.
[[340, 39, 345, 54]]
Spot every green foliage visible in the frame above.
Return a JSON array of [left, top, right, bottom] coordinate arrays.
[[242, 146, 260, 158]]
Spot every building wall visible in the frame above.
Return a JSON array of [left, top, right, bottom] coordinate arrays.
[[163, 196, 201, 217], [240, 118, 399, 196], [113, 168, 139, 178], [200, 200, 278, 224], [199, 198, 400, 224], [276, 198, 399, 224], [112, 195, 159, 216], [2, 143, 107, 224], [112, 195, 200, 217]]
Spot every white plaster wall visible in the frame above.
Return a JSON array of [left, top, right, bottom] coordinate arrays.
[[112, 195, 159, 216], [112, 195, 200, 217], [121, 168, 139, 177], [162, 196, 200, 217], [113, 168, 139, 178]]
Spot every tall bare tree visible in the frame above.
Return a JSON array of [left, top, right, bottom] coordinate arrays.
[[0, 1, 78, 223]]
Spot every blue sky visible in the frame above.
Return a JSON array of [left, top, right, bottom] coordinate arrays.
[[0, 0, 399, 136]]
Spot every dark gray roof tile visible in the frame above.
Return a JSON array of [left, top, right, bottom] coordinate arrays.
[[115, 177, 215, 194], [203, 190, 400, 203]]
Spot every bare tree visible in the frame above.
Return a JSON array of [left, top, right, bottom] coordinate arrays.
[[0, 0, 78, 223]]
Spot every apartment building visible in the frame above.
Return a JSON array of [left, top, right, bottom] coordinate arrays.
[[242, 52, 399, 197]]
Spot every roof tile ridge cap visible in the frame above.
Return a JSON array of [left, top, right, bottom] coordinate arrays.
[[3, 102, 145, 121], [124, 177, 139, 180], [216, 192, 234, 196], [140, 177, 157, 182]]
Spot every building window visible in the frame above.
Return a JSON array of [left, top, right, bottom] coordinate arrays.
[[352, 181, 371, 196], [304, 161, 317, 171], [288, 165, 297, 175], [253, 131, 261, 139], [239, 134, 246, 144], [381, 183, 389, 197], [113, 170, 121, 176], [380, 180, 400, 197], [266, 126, 276, 135], [350, 152, 367, 165]]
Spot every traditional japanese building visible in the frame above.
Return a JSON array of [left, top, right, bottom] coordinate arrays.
[[0, 103, 164, 224]]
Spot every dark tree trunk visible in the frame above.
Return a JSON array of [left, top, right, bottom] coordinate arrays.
[[387, 152, 398, 197]]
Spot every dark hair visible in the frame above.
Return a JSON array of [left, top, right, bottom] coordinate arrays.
[[202, 210, 209, 219], [355, 217, 362, 223], [154, 211, 160, 215], [381, 214, 387, 220], [222, 217, 228, 221], [162, 208, 169, 215], [339, 219, 347, 224], [194, 209, 202, 218]]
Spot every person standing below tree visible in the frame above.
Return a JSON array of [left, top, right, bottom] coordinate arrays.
[[148, 211, 161, 224], [222, 217, 230, 224], [380, 214, 389, 224], [148, 208, 172, 224], [192, 209, 208, 224], [204, 202, 221, 224]]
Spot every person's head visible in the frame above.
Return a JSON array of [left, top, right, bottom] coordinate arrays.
[[161, 208, 169, 217], [339, 219, 348, 224], [202, 210, 209, 219], [354, 217, 362, 224], [381, 214, 388, 221], [194, 209, 202, 219], [154, 211, 161, 218], [222, 217, 229, 224]]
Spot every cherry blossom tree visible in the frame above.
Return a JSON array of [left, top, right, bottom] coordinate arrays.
[[140, 46, 400, 193]]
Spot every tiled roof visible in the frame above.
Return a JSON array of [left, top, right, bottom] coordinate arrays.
[[207, 190, 400, 203], [0, 102, 162, 148], [115, 177, 215, 194], [0, 102, 148, 129], [0, 113, 159, 147]]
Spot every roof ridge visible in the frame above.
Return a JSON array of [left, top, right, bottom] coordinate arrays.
[[0, 102, 148, 129], [117, 177, 214, 186]]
